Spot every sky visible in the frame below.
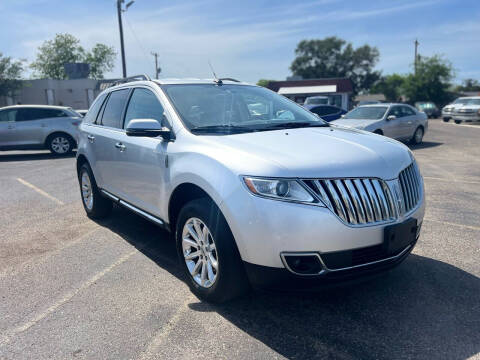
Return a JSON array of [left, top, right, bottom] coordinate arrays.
[[1, 0, 479, 84]]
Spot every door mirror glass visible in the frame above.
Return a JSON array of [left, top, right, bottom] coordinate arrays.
[[126, 118, 174, 141], [387, 115, 396, 121]]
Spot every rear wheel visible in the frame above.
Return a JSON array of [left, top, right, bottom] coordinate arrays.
[[48, 133, 74, 155], [443, 118, 450, 122], [454, 120, 462, 124], [79, 163, 112, 219], [176, 198, 249, 303], [411, 127, 424, 145]]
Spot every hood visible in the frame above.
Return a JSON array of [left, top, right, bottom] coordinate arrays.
[[456, 105, 480, 111], [194, 126, 412, 180], [329, 118, 381, 129], [444, 103, 466, 111]]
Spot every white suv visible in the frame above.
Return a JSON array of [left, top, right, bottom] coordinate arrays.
[[76, 76, 425, 302]]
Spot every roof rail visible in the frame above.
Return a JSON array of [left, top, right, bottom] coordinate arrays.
[[218, 78, 241, 83], [111, 74, 151, 87]]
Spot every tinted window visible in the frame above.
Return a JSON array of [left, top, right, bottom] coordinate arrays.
[[15, 108, 67, 121], [344, 106, 388, 120], [311, 106, 338, 116], [388, 106, 404, 118], [100, 89, 130, 128], [402, 106, 416, 116], [0, 109, 17, 122], [83, 93, 107, 124], [124, 88, 164, 128]]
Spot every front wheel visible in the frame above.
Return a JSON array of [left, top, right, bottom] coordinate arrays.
[[48, 134, 75, 155], [176, 198, 249, 303], [411, 127, 424, 145], [79, 163, 112, 219]]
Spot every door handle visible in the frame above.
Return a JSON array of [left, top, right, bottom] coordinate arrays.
[[87, 134, 95, 143], [115, 142, 126, 151]]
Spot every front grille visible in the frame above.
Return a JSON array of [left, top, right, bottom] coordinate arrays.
[[398, 163, 421, 214], [304, 178, 396, 225]]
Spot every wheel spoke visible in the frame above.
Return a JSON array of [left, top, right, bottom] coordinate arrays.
[[208, 253, 218, 270], [206, 261, 215, 281], [186, 224, 201, 243], [192, 259, 202, 276], [200, 261, 207, 286], [193, 219, 203, 243], [184, 250, 201, 260], [182, 238, 199, 249]]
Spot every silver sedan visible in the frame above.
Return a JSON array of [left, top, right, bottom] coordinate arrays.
[[331, 103, 428, 144]]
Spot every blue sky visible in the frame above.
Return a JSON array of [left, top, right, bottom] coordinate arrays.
[[1, 0, 479, 84]]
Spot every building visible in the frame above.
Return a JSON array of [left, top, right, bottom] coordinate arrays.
[[267, 78, 353, 110], [0, 78, 104, 110]]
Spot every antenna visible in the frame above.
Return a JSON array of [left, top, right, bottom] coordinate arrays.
[[208, 61, 222, 85]]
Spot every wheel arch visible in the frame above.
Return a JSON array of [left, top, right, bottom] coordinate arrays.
[[76, 154, 90, 178], [373, 129, 384, 135]]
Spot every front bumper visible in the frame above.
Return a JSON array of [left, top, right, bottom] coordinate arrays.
[[452, 113, 480, 122], [220, 179, 425, 269]]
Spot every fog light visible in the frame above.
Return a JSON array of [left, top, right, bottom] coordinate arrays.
[[283, 254, 323, 275]]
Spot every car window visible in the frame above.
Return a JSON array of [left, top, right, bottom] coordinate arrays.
[[311, 106, 337, 116], [124, 88, 164, 129], [83, 93, 107, 124], [388, 106, 404, 118], [402, 106, 416, 116], [15, 108, 68, 121], [100, 89, 130, 128], [0, 109, 17, 122]]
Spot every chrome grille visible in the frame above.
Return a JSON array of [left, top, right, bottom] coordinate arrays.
[[398, 163, 421, 214], [304, 178, 396, 226]]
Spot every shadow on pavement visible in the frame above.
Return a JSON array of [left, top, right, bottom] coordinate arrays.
[[0, 151, 76, 162], [97, 205, 480, 360], [409, 141, 443, 150]]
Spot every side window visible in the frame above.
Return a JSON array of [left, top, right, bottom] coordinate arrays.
[[124, 88, 165, 129], [83, 93, 107, 124], [388, 106, 403, 118], [324, 106, 339, 115], [0, 109, 17, 122], [16, 108, 37, 122], [402, 106, 416, 116], [100, 89, 130, 128]]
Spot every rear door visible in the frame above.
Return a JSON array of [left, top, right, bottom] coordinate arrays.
[[384, 106, 404, 139], [398, 106, 417, 139], [0, 109, 18, 147]]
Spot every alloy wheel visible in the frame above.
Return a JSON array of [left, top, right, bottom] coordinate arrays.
[[81, 171, 94, 210], [415, 128, 423, 143], [182, 217, 218, 288], [51, 136, 70, 154]]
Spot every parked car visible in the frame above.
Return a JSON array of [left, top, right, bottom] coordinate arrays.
[[304, 104, 347, 121], [331, 103, 428, 144], [77, 77, 425, 302], [0, 105, 81, 154], [414, 101, 440, 118], [304, 96, 329, 105], [357, 100, 381, 106], [441, 97, 468, 122], [451, 96, 480, 124], [76, 109, 88, 117]]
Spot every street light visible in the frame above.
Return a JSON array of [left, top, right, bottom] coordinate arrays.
[[117, 0, 135, 78]]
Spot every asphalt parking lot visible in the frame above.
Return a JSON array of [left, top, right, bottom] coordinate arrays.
[[0, 119, 479, 360]]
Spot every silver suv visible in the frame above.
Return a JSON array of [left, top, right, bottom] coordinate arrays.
[[76, 76, 425, 302], [0, 105, 81, 154]]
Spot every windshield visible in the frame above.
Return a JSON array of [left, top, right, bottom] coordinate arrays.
[[463, 98, 480, 105], [344, 106, 388, 120], [417, 102, 434, 109], [163, 84, 327, 134], [453, 98, 467, 105], [305, 97, 328, 105]]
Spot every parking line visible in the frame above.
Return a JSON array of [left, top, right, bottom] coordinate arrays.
[[0, 248, 138, 347], [16, 177, 65, 205], [424, 218, 480, 232]]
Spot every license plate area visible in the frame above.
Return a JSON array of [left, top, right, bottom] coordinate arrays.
[[384, 218, 417, 255]]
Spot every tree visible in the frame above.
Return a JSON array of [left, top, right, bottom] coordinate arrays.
[[371, 74, 405, 102], [402, 55, 454, 105], [256, 79, 275, 87], [290, 36, 381, 94], [31, 33, 116, 80], [455, 78, 480, 92], [0, 53, 25, 97]]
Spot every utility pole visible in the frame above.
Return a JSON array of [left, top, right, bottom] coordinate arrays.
[[116, 0, 135, 78], [151, 52, 161, 78], [414, 39, 419, 75]]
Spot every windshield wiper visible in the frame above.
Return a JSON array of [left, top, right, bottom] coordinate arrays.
[[260, 121, 330, 130], [190, 124, 254, 134]]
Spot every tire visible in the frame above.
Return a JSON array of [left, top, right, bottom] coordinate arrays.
[[411, 127, 424, 145], [176, 198, 249, 303], [78, 163, 112, 219], [443, 118, 450, 122], [454, 120, 462, 124], [48, 133, 75, 155], [373, 130, 383, 135]]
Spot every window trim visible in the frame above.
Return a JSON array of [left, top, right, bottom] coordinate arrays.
[[97, 88, 132, 130], [122, 86, 168, 130]]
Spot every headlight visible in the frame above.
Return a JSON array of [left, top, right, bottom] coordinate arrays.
[[243, 177, 319, 204]]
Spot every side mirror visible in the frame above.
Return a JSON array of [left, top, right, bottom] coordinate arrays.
[[126, 119, 175, 141], [387, 115, 396, 121]]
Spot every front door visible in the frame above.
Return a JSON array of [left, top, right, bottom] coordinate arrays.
[[384, 106, 404, 139]]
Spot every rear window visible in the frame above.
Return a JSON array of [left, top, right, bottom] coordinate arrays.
[[344, 106, 388, 120], [100, 89, 130, 128]]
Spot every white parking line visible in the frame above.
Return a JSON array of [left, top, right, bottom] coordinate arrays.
[[16, 177, 65, 205], [0, 249, 138, 347]]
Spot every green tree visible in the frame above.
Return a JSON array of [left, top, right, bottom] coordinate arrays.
[[290, 36, 381, 94], [256, 79, 275, 87], [371, 74, 405, 102], [403, 55, 454, 104], [455, 78, 480, 92], [0, 53, 25, 97], [31, 33, 116, 80]]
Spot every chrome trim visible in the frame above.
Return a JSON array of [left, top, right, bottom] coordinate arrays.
[[345, 179, 366, 223], [324, 180, 348, 222], [101, 189, 119, 202], [119, 200, 164, 225], [280, 244, 412, 276], [354, 179, 374, 223], [335, 179, 358, 224]]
